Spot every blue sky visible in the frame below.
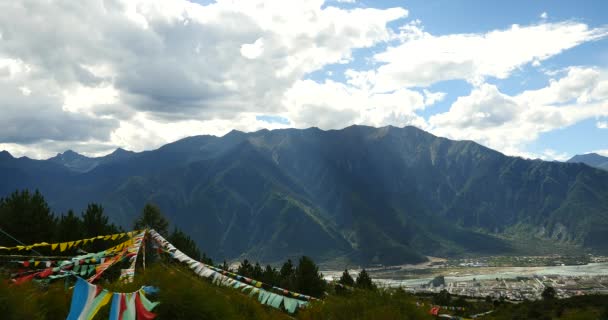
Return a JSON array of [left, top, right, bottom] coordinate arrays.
[[320, 0, 608, 160], [0, 0, 607, 160]]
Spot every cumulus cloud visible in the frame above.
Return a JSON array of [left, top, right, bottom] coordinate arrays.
[[0, 0, 406, 156], [429, 68, 608, 157], [284, 79, 430, 130], [0, 57, 118, 146], [0, 0, 605, 161], [355, 21, 608, 91]]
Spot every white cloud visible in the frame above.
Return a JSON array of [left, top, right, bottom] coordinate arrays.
[[0, 0, 605, 161], [593, 149, 608, 156], [423, 89, 447, 106], [359, 21, 608, 91], [0, 0, 406, 157], [597, 121, 608, 129], [516, 67, 601, 105], [240, 38, 265, 59], [284, 79, 429, 130], [540, 12, 548, 19], [539, 149, 569, 161], [429, 68, 608, 158]]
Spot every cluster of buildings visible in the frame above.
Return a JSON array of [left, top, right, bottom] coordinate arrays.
[[401, 275, 608, 301]]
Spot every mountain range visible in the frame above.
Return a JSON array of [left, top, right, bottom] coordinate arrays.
[[568, 153, 608, 171], [1, 125, 608, 266]]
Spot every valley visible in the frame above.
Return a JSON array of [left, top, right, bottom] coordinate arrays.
[[324, 255, 608, 301]]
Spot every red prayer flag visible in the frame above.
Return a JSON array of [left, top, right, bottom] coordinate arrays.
[[135, 292, 157, 320]]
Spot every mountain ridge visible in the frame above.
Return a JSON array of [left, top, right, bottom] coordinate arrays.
[[568, 153, 608, 171], [1, 125, 607, 265]]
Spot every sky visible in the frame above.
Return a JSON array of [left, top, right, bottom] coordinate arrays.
[[0, 0, 607, 160]]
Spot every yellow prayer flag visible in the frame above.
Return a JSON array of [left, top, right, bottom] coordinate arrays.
[[34, 261, 40, 267], [255, 282, 263, 288], [52, 243, 58, 250], [111, 234, 119, 240], [17, 246, 25, 251], [104, 235, 111, 240], [74, 240, 81, 246], [60, 243, 67, 252], [67, 241, 74, 249]]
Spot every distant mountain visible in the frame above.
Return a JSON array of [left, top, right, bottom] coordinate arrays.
[[568, 153, 608, 171], [48, 148, 136, 173], [2, 125, 608, 266]]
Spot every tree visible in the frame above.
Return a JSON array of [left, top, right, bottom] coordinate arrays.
[[168, 227, 202, 261], [338, 269, 354, 287], [252, 262, 263, 280], [220, 260, 230, 272], [81, 204, 120, 252], [295, 256, 326, 298], [238, 259, 254, 278], [81, 203, 119, 237], [0, 190, 57, 245], [433, 289, 451, 305], [355, 269, 375, 290], [541, 286, 556, 300], [55, 210, 83, 241], [280, 259, 294, 278], [133, 204, 169, 236], [279, 259, 295, 290], [201, 252, 213, 266], [262, 265, 280, 285]]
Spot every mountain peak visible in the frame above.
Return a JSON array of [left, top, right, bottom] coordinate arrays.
[[50, 149, 88, 161], [0, 150, 13, 160], [109, 147, 132, 156], [568, 153, 608, 171]]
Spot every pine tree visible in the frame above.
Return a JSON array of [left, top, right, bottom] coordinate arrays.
[[55, 210, 84, 241], [252, 262, 263, 280], [221, 260, 230, 272], [339, 269, 354, 286], [133, 203, 169, 236], [168, 227, 202, 261], [81, 203, 119, 237], [201, 252, 213, 266], [355, 269, 375, 290], [262, 265, 280, 285], [279, 259, 295, 290], [295, 256, 326, 298], [81, 204, 120, 252], [238, 259, 254, 277], [0, 190, 57, 245]]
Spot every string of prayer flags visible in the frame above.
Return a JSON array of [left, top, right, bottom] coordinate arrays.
[[0, 230, 142, 251], [148, 229, 312, 314], [119, 231, 145, 283], [67, 277, 158, 320], [67, 277, 112, 320]]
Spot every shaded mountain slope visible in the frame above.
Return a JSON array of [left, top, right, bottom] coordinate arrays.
[[1, 125, 608, 265]]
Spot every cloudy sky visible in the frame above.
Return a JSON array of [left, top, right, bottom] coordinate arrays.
[[1, 0, 607, 160]]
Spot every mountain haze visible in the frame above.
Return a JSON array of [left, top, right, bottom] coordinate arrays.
[[1, 126, 608, 265]]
